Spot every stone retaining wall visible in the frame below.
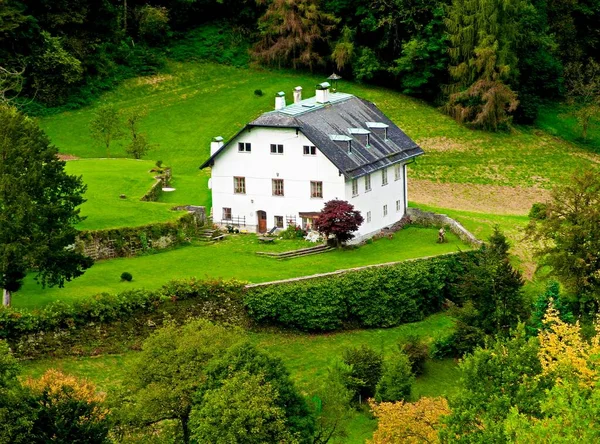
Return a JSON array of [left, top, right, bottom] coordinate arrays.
[[406, 207, 483, 247]]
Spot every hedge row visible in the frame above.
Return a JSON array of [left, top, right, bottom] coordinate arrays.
[[0, 279, 246, 342], [244, 252, 478, 332], [0, 251, 477, 345]]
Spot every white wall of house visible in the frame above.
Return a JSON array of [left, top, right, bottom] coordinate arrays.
[[211, 127, 346, 230], [343, 162, 408, 242]]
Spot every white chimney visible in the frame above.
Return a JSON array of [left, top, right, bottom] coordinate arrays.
[[293, 86, 303, 103], [275, 91, 286, 110], [315, 82, 331, 104], [210, 136, 224, 156]]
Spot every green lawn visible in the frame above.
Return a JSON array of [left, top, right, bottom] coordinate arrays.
[[66, 159, 181, 230], [536, 102, 600, 152], [19, 312, 457, 444], [15, 226, 467, 310]]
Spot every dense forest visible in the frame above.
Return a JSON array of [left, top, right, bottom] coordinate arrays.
[[1, 0, 599, 128]]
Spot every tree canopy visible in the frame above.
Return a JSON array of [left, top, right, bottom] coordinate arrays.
[[314, 199, 364, 247], [0, 104, 92, 306]]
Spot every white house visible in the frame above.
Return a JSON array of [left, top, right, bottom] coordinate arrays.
[[200, 82, 424, 243]]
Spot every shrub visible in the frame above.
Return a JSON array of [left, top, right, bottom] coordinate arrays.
[[120, 272, 133, 282], [398, 335, 429, 376], [254, 89, 264, 96], [245, 252, 477, 332], [375, 352, 414, 402], [342, 345, 384, 401]]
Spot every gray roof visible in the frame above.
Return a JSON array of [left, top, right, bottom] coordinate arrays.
[[200, 93, 423, 179]]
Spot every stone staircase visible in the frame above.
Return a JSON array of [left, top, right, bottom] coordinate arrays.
[[256, 244, 334, 260], [198, 228, 218, 242]]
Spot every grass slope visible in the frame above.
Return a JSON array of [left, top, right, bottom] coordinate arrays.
[[15, 226, 466, 310], [19, 313, 456, 444], [66, 159, 180, 230], [41, 61, 600, 223]]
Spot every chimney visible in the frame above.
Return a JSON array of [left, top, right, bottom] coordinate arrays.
[[293, 86, 303, 103], [275, 91, 286, 110], [210, 136, 224, 156], [315, 82, 331, 104]]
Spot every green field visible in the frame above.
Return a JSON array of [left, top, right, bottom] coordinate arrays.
[[19, 312, 456, 444], [66, 159, 180, 230], [15, 226, 467, 310]]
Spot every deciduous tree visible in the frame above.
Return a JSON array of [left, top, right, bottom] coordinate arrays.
[[125, 108, 153, 159], [565, 58, 600, 140], [89, 103, 124, 158], [0, 105, 92, 306], [527, 169, 600, 312], [314, 199, 364, 247], [124, 319, 244, 443], [369, 397, 450, 444]]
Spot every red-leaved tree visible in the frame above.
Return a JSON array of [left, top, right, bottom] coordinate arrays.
[[314, 200, 364, 247]]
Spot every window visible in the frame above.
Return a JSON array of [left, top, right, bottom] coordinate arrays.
[[352, 179, 358, 197], [396, 200, 402, 212], [366, 211, 371, 223], [394, 164, 402, 181], [383, 205, 388, 216], [303, 145, 317, 155], [311, 181, 323, 198], [365, 174, 372, 192], [274, 215, 284, 228], [382, 168, 388, 186], [234, 176, 246, 194], [222, 207, 232, 220], [238, 142, 251, 152], [270, 144, 284, 154], [272, 179, 284, 196]]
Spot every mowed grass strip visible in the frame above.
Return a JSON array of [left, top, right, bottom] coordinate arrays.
[[15, 226, 467, 310], [19, 313, 456, 444], [40, 61, 600, 215], [66, 159, 181, 230]]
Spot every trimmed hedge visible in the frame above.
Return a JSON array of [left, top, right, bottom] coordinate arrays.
[[0, 279, 246, 343], [244, 252, 477, 332]]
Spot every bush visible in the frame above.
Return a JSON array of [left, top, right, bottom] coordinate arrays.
[[342, 345, 384, 401], [121, 272, 133, 282], [375, 352, 414, 402], [254, 89, 264, 96], [245, 252, 477, 332], [398, 335, 429, 376], [279, 224, 306, 239]]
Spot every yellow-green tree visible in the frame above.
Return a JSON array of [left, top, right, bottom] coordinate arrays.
[[369, 397, 450, 443]]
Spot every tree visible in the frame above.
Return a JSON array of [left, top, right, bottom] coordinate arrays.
[[314, 200, 364, 247], [190, 371, 297, 443], [25, 369, 110, 444], [527, 169, 600, 312], [440, 328, 549, 443], [125, 108, 153, 159], [457, 227, 526, 335], [198, 341, 314, 442], [0, 341, 36, 443], [310, 368, 353, 444], [136, 5, 171, 46], [528, 280, 574, 336], [369, 397, 450, 444], [89, 104, 124, 158], [124, 319, 244, 443], [253, 0, 338, 70], [0, 65, 24, 104], [0, 105, 92, 306], [341, 345, 384, 402], [445, 0, 523, 130], [565, 58, 600, 140], [374, 352, 414, 402]]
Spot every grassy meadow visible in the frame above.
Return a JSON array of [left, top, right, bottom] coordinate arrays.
[[15, 226, 466, 310]]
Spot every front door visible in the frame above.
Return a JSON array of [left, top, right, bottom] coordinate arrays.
[[257, 210, 267, 233]]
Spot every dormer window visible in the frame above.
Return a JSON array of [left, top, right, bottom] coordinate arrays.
[[366, 122, 389, 140], [348, 128, 371, 147]]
